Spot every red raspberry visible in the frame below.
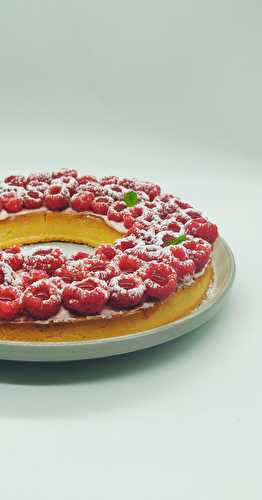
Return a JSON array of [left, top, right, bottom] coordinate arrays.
[[185, 219, 218, 244], [27, 173, 51, 185], [24, 190, 44, 209], [115, 254, 141, 274], [160, 194, 175, 203], [118, 178, 136, 189], [81, 258, 118, 281], [78, 183, 104, 197], [52, 176, 78, 195], [91, 196, 113, 215], [156, 230, 180, 246], [157, 201, 178, 219], [107, 201, 127, 222], [175, 199, 192, 209], [71, 251, 92, 261], [62, 277, 109, 315], [105, 184, 125, 200], [130, 206, 143, 218], [0, 286, 23, 320], [32, 246, 64, 258], [70, 191, 94, 212], [183, 239, 211, 272], [54, 264, 86, 283], [185, 209, 202, 219], [4, 175, 27, 188], [129, 244, 163, 262], [136, 182, 161, 201], [1, 192, 24, 213], [168, 245, 189, 260], [123, 214, 135, 229], [23, 280, 62, 319], [2, 251, 24, 271], [159, 218, 181, 233], [115, 236, 140, 251], [95, 244, 118, 261], [26, 180, 49, 193], [100, 176, 119, 186], [163, 255, 195, 281], [25, 248, 64, 275], [44, 184, 70, 211], [143, 262, 177, 300], [78, 175, 97, 185], [0, 262, 17, 285], [175, 213, 191, 225], [52, 169, 78, 179], [109, 274, 145, 309], [21, 270, 50, 289], [4, 245, 21, 254]]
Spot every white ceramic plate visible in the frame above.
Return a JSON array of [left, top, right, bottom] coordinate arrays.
[[0, 237, 235, 362]]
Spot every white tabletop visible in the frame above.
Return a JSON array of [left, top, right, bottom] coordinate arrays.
[[0, 1, 261, 498]]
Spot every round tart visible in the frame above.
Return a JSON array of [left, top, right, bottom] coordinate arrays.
[[0, 170, 218, 342]]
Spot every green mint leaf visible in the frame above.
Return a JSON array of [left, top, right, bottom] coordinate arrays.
[[124, 191, 138, 207], [164, 234, 187, 247]]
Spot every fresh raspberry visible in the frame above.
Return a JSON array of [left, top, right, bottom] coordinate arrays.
[[163, 255, 195, 281], [123, 214, 135, 229], [1, 251, 24, 271], [175, 199, 192, 209], [4, 175, 27, 188], [130, 206, 144, 218], [155, 230, 180, 246], [27, 173, 51, 185], [175, 212, 191, 225], [23, 280, 62, 319], [70, 191, 94, 212], [24, 190, 44, 209], [157, 201, 178, 219], [107, 201, 127, 222], [105, 184, 125, 200], [185, 219, 218, 244], [114, 236, 140, 251], [4, 245, 21, 254], [100, 176, 119, 186], [62, 277, 109, 315], [52, 168, 78, 179], [26, 180, 49, 193], [185, 209, 202, 219], [143, 262, 177, 300], [25, 248, 64, 275], [118, 178, 136, 189], [71, 251, 92, 261], [129, 244, 162, 262], [54, 264, 86, 284], [21, 270, 50, 289], [109, 274, 145, 309], [95, 244, 118, 261], [78, 175, 97, 185], [168, 245, 189, 260], [160, 194, 175, 203], [91, 196, 113, 215], [32, 246, 64, 259], [80, 258, 118, 281], [183, 239, 211, 272], [136, 182, 161, 201], [0, 262, 17, 285], [1, 192, 24, 213], [115, 254, 141, 274], [52, 176, 78, 195], [44, 184, 70, 211], [0, 286, 23, 320], [78, 183, 104, 197], [159, 218, 181, 233]]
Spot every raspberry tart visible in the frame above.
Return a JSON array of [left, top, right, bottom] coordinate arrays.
[[0, 170, 218, 342]]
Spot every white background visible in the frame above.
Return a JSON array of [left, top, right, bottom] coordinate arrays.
[[0, 2, 261, 499]]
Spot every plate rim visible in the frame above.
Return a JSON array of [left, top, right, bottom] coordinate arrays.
[[0, 236, 236, 350]]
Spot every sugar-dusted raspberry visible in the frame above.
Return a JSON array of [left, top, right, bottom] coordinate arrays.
[[25, 248, 65, 275], [109, 274, 145, 309], [118, 178, 136, 189], [26, 173, 51, 185], [163, 255, 195, 281], [157, 201, 178, 219], [78, 183, 104, 197], [185, 209, 202, 219], [4, 175, 27, 188], [2, 251, 24, 271], [175, 199, 192, 209], [0, 262, 17, 285], [1, 191, 24, 213], [70, 191, 94, 212], [95, 244, 118, 261], [91, 196, 113, 215], [158, 218, 181, 233], [78, 175, 97, 185], [168, 245, 189, 261], [32, 246, 64, 259], [23, 280, 62, 319], [21, 269, 50, 289], [105, 184, 125, 201], [115, 254, 141, 274], [123, 214, 135, 229], [44, 184, 70, 211], [100, 176, 119, 186], [81, 258, 118, 281], [143, 262, 177, 300], [0, 285, 23, 320], [129, 244, 163, 262], [115, 235, 140, 251], [183, 239, 211, 272], [155, 230, 180, 247], [26, 180, 49, 193], [160, 194, 175, 203], [62, 277, 109, 315], [5, 245, 21, 254], [107, 201, 127, 222], [52, 176, 78, 195], [175, 212, 191, 225], [52, 168, 78, 179], [71, 250, 92, 261], [185, 219, 218, 244], [54, 263, 85, 284], [24, 190, 44, 209], [136, 182, 161, 201]]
